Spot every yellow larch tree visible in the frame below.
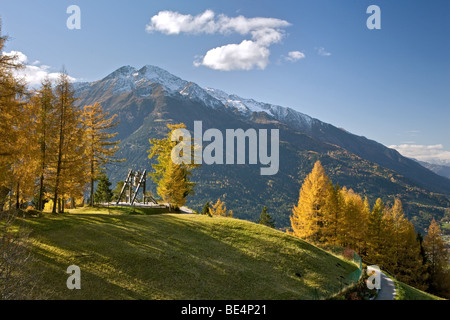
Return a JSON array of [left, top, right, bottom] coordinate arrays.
[[82, 102, 120, 206], [380, 198, 426, 289], [321, 183, 344, 245], [49, 71, 87, 213], [290, 160, 331, 242], [148, 123, 200, 211], [396, 220, 428, 290], [0, 28, 27, 208], [380, 199, 407, 273], [209, 198, 228, 217], [157, 159, 189, 211], [366, 198, 385, 264], [10, 101, 41, 208], [423, 218, 449, 296], [340, 188, 368, 254], [59, 124, 89, 211], [31, 78, 58, 210]]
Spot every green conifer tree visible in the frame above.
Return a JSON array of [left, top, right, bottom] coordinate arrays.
[[93, 172, 113, 204], [257, 206, 275, 228], [202, 201, 211, 216]]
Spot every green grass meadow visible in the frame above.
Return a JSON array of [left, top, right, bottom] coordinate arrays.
[[21, 211, 359, 300]]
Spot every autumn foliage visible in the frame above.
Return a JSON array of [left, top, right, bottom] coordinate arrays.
[[0, 29, 120, 212], [290, 160, 437, 292]]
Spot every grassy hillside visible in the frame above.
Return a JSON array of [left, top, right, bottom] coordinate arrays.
[[21, 212, 359, 300], [394, 280, 444, 300]]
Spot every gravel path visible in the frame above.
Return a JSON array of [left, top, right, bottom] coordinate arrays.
[[375, 272, 397, 300]]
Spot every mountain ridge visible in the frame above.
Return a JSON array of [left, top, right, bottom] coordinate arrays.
[[75, 65, 450, 196]]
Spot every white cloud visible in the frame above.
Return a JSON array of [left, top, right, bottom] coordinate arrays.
[[316, 47, 331, 56], [284, 51, 305, 62], [3, 51, 76, 86], [217, 15, 290, 35], [251, 28, 284, 46], [146, 10, 291, 71], [196, 40, 270, 71], [389, 144, 450, 165], [195, 27, 284, 71], [145, 10, 217, 35], [146, 10, 290, 36], [7, 50, 28, 64]]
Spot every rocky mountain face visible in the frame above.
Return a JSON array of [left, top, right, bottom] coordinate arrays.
[[74, 65, 450, 231]]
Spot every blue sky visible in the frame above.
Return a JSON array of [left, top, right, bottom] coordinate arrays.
[[1, 0, 449, 163]]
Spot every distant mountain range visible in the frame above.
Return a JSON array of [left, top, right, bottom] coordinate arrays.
[[74, 65, 450, 231], [417, 160, 450, 180]]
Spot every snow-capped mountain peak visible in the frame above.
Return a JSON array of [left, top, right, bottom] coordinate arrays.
[[97, 64, 189, 96], [103, 65, 137, 80], [79, 65, 317, 131]]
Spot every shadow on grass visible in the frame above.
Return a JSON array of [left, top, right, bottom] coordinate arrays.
[[66, 205, 172, 216], [21, 213, 358, 300]]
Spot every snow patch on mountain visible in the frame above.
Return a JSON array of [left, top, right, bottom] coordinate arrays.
[[204, 87, 315, 130], [179, 82, 223, 109], [138, 65, 188, 92]]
